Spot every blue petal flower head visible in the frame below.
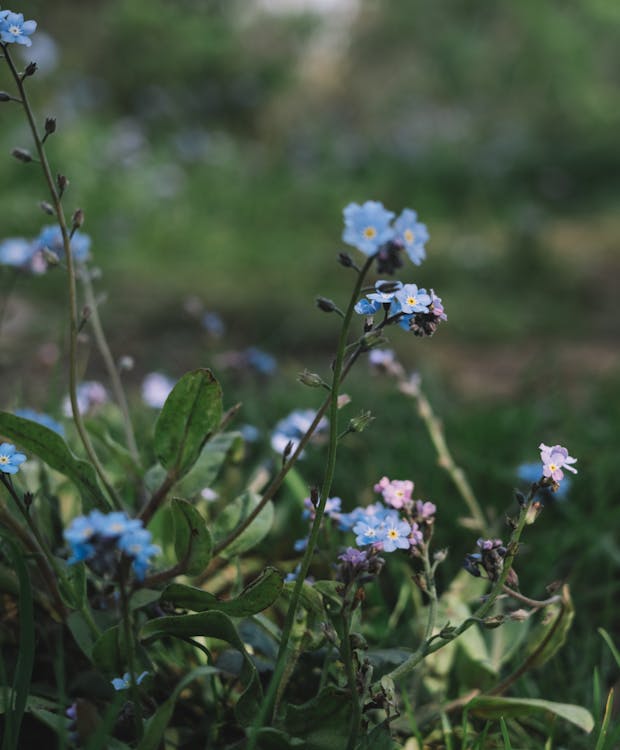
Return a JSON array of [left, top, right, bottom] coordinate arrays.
[[342, 201, 395, 256], [14, 408, 65, 436], [367, 279, 403, 304], [393, 284, 432, 314], [111, 671, 148, 691], [36, 225, 91, 263], [246, 347, 277, 376], [0, 12, 37, 46], [354, 298, 381, 315], [118, 527, 160, 580], [97, 512, 142, 539], [271, 408, 328, 457], [0, 442, 27, 475], [0, 238, 35, 268], [382, 515, 412, 552], [353, 517, 387, 547], [393, 209, 429, 266]]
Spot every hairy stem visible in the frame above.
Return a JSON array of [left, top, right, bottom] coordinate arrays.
[[2, 45, 120, 510]]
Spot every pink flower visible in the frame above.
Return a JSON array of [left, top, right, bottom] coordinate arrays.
[[374, 477, 414, 509], [539, 443, 578, 482]]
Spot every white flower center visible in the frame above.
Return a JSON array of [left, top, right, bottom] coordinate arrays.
[[9, 25, 20, 36], [0, 456, 8, 464]]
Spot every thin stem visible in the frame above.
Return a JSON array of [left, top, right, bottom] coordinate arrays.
[[80, 269, 140, 465], [341, 591, 362, 750], [248, 256, 374, 748], [2, 45, 120, 510], [403, 378, 487, 532], [118, 564, 143, 739]]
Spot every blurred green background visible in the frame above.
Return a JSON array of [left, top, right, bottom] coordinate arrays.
[[1, 0, 619, 740]]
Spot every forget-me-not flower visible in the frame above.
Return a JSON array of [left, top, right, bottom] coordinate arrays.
[[393, 209, 429, 266], [393, 284, 432, 314], [342, 201, 395, 256], [539, 443, 578, 483], [36, 225, 91, 263], [0, 238, 35, 268], [111, 671, 148, 691], [0, 443, 27, 475], [0, 12, 37, 46]]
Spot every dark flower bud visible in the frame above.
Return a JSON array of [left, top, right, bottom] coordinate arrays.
[[513, 489, 527, 506], [310, 486, 319, 507], [23, 62, 38, 78], [338, 252, 354, 268], [316, 296, 337, 313], [283, 440, 294, 461], [23, 491, 34, 510], [72, 208, 85, 229], [483, 615, 505, 629], [57, 173, 69, 195], [11, 147, 32, 163], [44, 117, 57, 136], [39, 201, 54, 215], [0, 92, 12, 102]]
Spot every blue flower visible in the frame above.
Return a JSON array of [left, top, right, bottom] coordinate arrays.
[[117, 528, 160, 580], [0, 12, 37, 46], [0, 442, 27, 475], [202, 311, 225, 337], [381, 515, 411, 552], [367, 280, 403, 304], [36, 225, 91, 263], [111, 671, 148, 691], [246, 347, 277, 376], [393, 284, 432, 314], [0, 238, 35, 268], [393, 209, 429, 266], [97, 512, 142, 539], [14, 408, 65, 436], [271, 408, 328, 458], [342, 201, 395, 256], [354, 298, 381, 315], [353, 517, 386, 547]]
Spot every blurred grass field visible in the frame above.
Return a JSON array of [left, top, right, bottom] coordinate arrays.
[[1, 0, 619, 742]]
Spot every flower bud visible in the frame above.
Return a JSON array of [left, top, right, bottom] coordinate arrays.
[[44, 117, 57, 136], [72, 208, 85, 229], [39, 201, 54, 215], [23, 62, 38, 78], [338, 252, 354, 268], [11, 147, 32, 163], [0, 92, 12, 102], [348, 410, 374, 434], [57, 173, 69, 195], [483, 615, 505, 628], [316, 296, 337, 313], [297, 369, 325, 388]]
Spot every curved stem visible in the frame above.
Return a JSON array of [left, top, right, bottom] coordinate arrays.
[[2, 45, 120, 510]]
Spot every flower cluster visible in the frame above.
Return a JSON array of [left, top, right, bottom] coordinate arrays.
[[271, 408, 328, 457], [355, 279, 447, 338], [0, 442, 27, 474], [338, 477, 436, 555], [0, 11, 37, 47], [0, 225, 92, 274], [342, 201, 429, 269], [64, 511, 159, 580]]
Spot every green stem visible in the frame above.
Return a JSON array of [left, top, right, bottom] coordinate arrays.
[[248, 256, 374, 748], [80, 269, 141, 465], [381, 495, 533, 688], [341, 591, 362, 750], [2, 45, 120, 510]]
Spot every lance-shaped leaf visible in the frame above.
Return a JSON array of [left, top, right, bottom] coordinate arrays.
[[525, 584, 574, 668], [140, 610, 261, 725], [161, 567, 283, 616], [467, 695, 594, 733], [0, 412, 107, 509], [154, 369, 223, 477], [212, 490, 274, 560], [171, 498, 213, 576]]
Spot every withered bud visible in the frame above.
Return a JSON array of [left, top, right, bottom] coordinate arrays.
[[433, 548, 448, 563], [57, 173, 69, 194], [23, 62, 38, 78], [72, 208, 85, 229], [39, 201, 54, 215], [509, 609, 530, 622], [316, 296, 337, 313], [44, 117, 57, 136], [282, 440, 294, 462], [11, 147, 32, 163], [310, 486, 319, 507], [297, 369, 325, 388]]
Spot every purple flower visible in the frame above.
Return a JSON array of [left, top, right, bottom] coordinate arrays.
[[338, 547, 369, 566], [409, 522, 423, 547], [141, 372, 175, 408], [0, 12, 37, 46], [539, 443, 577, 482], [414, 500, 437, 520], [342, 201, 395, 256], [62, 380, 109, 417], [0, 443, 27, 475], [477, 538, 504, 551], [429, 289, 447, 320], [393, 209, 429, 266]]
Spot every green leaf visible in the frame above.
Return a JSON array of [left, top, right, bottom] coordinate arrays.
[[92, 625, 125, 674], [161, 566, 284, 616], [154, 369, 223, 477], [598, 627, 620, 670], [212, 490, 274, 560], [0, 412, 108, 510], [171, 498, 213, 575], [0, 533, 34, 750], [283, 687, 353, 750], [525, 584, 574, 668], [67, 611, 96, 660], [137, 666, 220, 750], [355, 722, 397, 749], [467, 696, 594, 733], [140, 609, 262, 725], [174, 431, 242, 498]]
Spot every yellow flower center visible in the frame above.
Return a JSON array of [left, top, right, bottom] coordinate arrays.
[[404, 229, 415, 244], [406, 296, 417, 306], [549, 463, 558, 472], [363, 226, 377, 240], [388, 530, 398, 539]]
